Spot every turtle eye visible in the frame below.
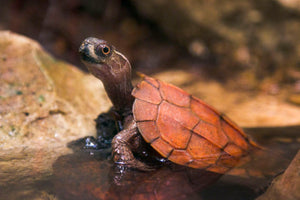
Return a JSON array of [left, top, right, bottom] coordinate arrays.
[[96, 44, 111, 57], [102, 45, 110, 55]]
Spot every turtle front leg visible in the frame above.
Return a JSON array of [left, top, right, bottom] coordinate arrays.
[[111, 120, 153, 171], [84, 110, 120, 150]]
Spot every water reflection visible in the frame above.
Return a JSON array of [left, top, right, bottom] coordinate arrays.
[[1, 126, 298, 200], [52, 149, 222, 200], [51, 126, 300, 200]]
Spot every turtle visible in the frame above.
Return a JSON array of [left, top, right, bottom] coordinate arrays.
[[78, 37, 259, 173]]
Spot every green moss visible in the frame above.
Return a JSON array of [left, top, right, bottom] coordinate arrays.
[[10, 125, 15, 132], [8, 125, 18, 137], [16, 90, 23, 95], [38, 95, 45, 103]]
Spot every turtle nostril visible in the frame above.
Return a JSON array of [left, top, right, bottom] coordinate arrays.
[[79, 43, 86, 54], [79, 44, 91, 62]]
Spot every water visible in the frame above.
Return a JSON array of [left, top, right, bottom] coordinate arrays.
[[0, 126, 299, 200]]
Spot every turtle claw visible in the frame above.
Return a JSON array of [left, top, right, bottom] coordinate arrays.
[[115, 159, 156, 172], [83, 136, 111, 150]]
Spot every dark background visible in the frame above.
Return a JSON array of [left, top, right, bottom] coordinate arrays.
[[1, 0, 300, 90]]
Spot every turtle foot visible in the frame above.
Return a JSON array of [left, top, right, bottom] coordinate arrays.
[[115, 159, 156, 172], [84, 136, 111, 150]]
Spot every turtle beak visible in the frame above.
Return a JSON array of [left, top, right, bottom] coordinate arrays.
[[78, 42, 86, 55], [78, 40, 92, 62], [79, 37, 109, 64]]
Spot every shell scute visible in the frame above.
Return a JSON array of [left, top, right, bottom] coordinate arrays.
[[190, 97, 220, 125], [160, 81, 190, 107], [132, 81, 161, 104], [143, 75, 159, 88], [133, 99, 158, 121], [224, 143, 245, 157], [156, 103, 192, 149], [158, 101, 199, 130], [168, 149, 193, 165], [151, 138, 173, 158], [187, 160, 210, 169], [187, 134, 221, 164], [136, 121, 160, 143], [217, 153, 240, 168], [133, 75, 255, 172], [221, 119, 249, 151], [193, 120, 228, 149]]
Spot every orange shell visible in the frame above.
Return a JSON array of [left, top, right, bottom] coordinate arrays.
[[132, 75, 257, 174]]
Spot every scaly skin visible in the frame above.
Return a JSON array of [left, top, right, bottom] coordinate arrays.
[[79, 37, 153, 170]]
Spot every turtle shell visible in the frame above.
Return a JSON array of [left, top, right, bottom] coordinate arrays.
[[132, 75, 257, 174]]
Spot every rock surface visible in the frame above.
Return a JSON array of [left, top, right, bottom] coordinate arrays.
[[256, 150, 300, 200], [0, 31, 110, 196]]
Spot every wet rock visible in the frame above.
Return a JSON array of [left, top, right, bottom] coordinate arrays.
[[256, 150, 300, 200], [52, 152, 221, 200], [0, 31, 110, 198], [130, 0, 300, 79], [52, 138, 298, 200]]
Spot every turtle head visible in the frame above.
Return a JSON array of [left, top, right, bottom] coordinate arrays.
[[79, 37, 134, 113], [79, 37, 131, 81]]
